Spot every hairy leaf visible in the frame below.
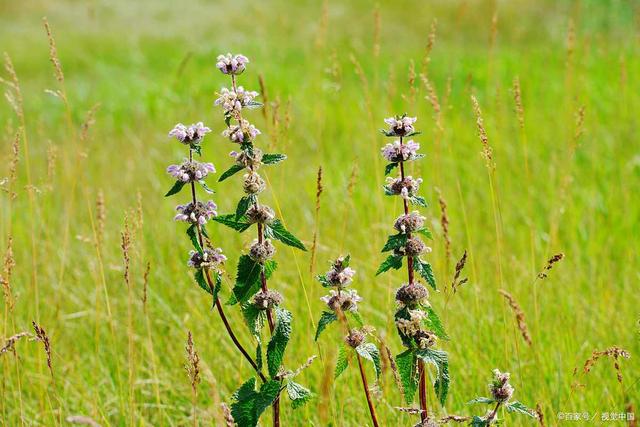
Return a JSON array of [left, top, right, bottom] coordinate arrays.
[[186, 225, 203, 254], [415, 228, 433, 240], [255, 380, 282, 418], [165, 180, 186, 197], [467, 397, 495, 405], [413, 257, 437, 290], [231, 256, 277, 304], [470, 416, 489, 427], [382, 233, 408, 253], [316, 274, 331, 288], [266, 219, 306, 251], [424, 306, 449, 340], [213, 213, 253, 232], [384, 162, 399, 176], [416, 348, 450, 405], [356, 343, 382, 379], [191, 144, 202, 156], [286, 381, 312, 409], [236, 195, 254, 220], [506, 401, 536, 417], [396, 350, 418, 404], [230, 378, 258, 427], [262, 153, 287, 165], [267, 308, 292, 378], [314, 311, 337, 341], [335, 345, 349, 379], [199, 180, 215, 194], [242, 302, 265, 337], [409, 195, 427, 207], [256, 342, 263, 371], [219, 164, 244, 182], [376, 254, 403, 275]]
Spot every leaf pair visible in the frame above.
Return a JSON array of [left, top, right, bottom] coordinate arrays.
[[218, 153, 287, 183], [165, 179, 213, 197], [396, 348, 450, 406], [334, 342, 382, 381], [230, 255, 278, 304], [230, 378, 281, 427]]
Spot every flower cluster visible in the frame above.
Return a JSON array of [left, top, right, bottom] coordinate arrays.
[[384, 114, 417, 137], [384, 176, 423, 199], [188, 248, 226, 269], [222, 119, 261, 143], [381, 140, 420, 162], [214, 86, 259, 114], [248, 239, 275, 263], [252, 289, 283, 310], [167, 159, 216, 182], [394, 211, 426, 233], [325, 256, 356, 286], [489, 370, 514, 403], [216, 53, 249, 75], [231, 149, 263, 168], [318, 256, 362, 312], [168, 122, 211, 145], [320, 289, 362, 312], [174, 200, 217, 225]]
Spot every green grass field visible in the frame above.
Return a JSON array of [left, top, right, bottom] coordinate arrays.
[[1, 0, 639, 425]]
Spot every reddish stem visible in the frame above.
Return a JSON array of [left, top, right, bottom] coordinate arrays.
[[418, 360, 428, 421]]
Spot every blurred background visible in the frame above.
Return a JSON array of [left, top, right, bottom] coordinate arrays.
[[1, 0, 638, 425]]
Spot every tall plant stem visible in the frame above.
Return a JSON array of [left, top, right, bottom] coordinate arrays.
[[187, 149, 266, 383]]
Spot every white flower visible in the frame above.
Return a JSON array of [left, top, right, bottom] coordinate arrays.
[[384, 115, 417, 136], [216, 53, 249, 75], [168, 122, 211, 145], [214, 87, 259, 114], [381, 140, 420, 162]]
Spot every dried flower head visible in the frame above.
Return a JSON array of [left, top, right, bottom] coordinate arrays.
[[167, 159, 216, 182], [381, 140, 421, 163], [214, 86, 259, 114], [394, 211, 425, 234], [489, 369, 514, 403], [395, 309, 427, 338], [414, 330, 437, 349], [223, 119, 261, 143], [231, 148, 263, 168], [243, 172, 266, 194], [174, 201, 217, 224], [252, 289, 284, 310], [385, 176, 423, 199], [384, 115, 417, 137], [248, 239, 276, 263], [246, 204, 275, 224], [345, 328, 366, 348], [188, 248, 226, 269], [216, 53, 249, 75], [168, 122, 211, 145], [396, 282, 429, 307], [320, 289, 362, 312]]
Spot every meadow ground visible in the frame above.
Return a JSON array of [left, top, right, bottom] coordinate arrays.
[[1, 0, 639, 425]]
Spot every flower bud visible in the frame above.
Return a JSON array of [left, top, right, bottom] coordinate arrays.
[[395, 283, 429, 307], [345, 329, 365, 348], [393, 212, 425, 234], [246, 204, 275, 224], [248, 239, 275, 263], [243, 172, 266, 195]]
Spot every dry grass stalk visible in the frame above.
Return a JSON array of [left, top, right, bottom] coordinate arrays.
[[421, 75, 442, 132], [471, 95, 495, 170], [421, 19, 438, 75], [404, 60, 416, 104], [0, 332, 31, 356], [66, 415, 101, 427], [96, 189, 106, 246], [498, 289, 532, 346], [439, 415, 471, 423], [46, 141, 58, 188], [4, 130, 20, 199], [136, 190, 144, 231], [221, 403, 235, 427], [451, 250, 468, 294], [121, 215, 132, 288], [310, 166, 323, 273], [373, 5, 381, 58], [582, 346, 630, 384], [1, 53, 24, 118], [142, 261, 150, 308], [258, 73, 269, 121], [43, 17, 65, 85], [537, 253, 564, 279], [32, 321, 54, 378], [383, 341, 402, 393], [512, 77, 525, 130], [1, 236, 15, 311], [626, 403, 636, 427], [566, 18, 575, 70], [434, 187, 450, 265], [185, 330, 201, 393], [535, 403, 545, 426], [80, 104, 100, 145]]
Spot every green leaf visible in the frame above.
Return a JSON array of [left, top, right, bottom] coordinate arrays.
[[245, 100, 263, 109], [186, 225, 203, 254], [262, 153, 287, 165], [409, 195, 427, 207], [213, 213, 253, 232], [219, 164, 244, 182], [316, 274, 332, 288], [314, 311, 337, 341], [191, 144, 202, 156], [256, 342, 263, 371], [385, 162, 399, 176], [356, 343, 382, 379], [200, 224, 210, 239], [230, 378, 258, 427], [231, 256, 277, 304], [376, 254, 403, 275], [471, 415, 489, 427], [413, 257, 436, 290], [382, 233, 408, 252], [396, 350, 418, 404], [236, 195, 254, 220], [335, 345, 349, 380], [199, 180, 215, 194], [416, 348, 450, 406], [467, 397, 495, 405], [286, 381, 312, 409], [347, 311, 364, 327], [424, 306, 449, 340], [224, 113, 232, 127], [242, 302, 265, 337], [506, 401, 536, 417], [406, 131, 422, 137], [165, 180, 186, 197], [415, 228, 433, 239], [267, 308, 292, 378], [194, 269, 210, 295], [266, 219, 306, 251], [255, 380, 282, 418]]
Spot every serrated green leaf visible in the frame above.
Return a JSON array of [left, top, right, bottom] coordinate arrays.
[[413, 257, 436, 290], [236, 196, 253, 220], [200, 223, 209, 238], [406, 131, 422, 137], [165, 180, 186, 197], [219, 164, 244, 182], [191, 144, 202, 156], [424, 306, 449, 340], [356, 343, 382, 379], [286, 381, 312, 409], [467, 397, 495, 405], [267, 308, 292, 378], [314, 311, 337, 341], [415, 228, 433, 239], [396, 350, 418, 404], [416, 348, 449, 406], [231, 256, 277, 304], [471, 415, 489, 427], [376, 254, 403, 275], [242, 302, 265, 337], [255, 380, 281, 418], [230, 378, 258, 427], [256, 342, 263, 371], [316, 274, 331, 287], [382, 233, 408, 252], [341, 254, 351, 267], [267, 219, 306, 251], [186, 225, 203, 254], [347, 311, 364, 327], [213, 213, 253, 232], [385, 162, 399, 176], [194, 269, 210, 295], [506, 401, 536, 417], [335, 345, 349, 380], [409, 195, 428, 207], [199, 180, 215, 194], [262, 153, 287, 165]]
